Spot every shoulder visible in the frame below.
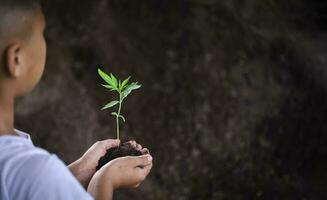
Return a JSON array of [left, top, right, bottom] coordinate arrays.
[[0, 141, 49, 199], [0, 138, 50, 181], [27, 154, 92, 199], [1, 145, 92, 200]]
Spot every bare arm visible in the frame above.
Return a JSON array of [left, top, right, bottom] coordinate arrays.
[[68, 158, 94, 188]]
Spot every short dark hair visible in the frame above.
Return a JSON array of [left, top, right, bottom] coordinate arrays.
[[0, 0, 41, 45], [0, 0, 40, 12]]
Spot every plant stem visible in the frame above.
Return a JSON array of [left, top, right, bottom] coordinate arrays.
[[116, 92, 122, 140]]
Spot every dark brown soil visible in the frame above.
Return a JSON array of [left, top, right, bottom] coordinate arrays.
[[96, 142, 143, 171]]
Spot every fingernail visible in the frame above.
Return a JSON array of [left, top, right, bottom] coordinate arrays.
[[147, 155, 153, 161]]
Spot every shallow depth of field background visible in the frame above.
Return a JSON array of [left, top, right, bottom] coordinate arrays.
[[16, 0, 327, 199]]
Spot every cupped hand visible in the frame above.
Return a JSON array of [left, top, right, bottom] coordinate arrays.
[[81, 139, 121, 171], [68, 139, 120, 188], [126, 140, 150, 154], [87, 154, 153, 199]]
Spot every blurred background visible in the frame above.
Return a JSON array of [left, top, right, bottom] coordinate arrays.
[[15, 0, 327, 199]]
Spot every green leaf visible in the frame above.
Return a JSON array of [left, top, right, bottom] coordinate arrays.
[[128, 82, 142, 91], [110, 73, 118, 88], [119, 115, 126, 122], [98, 69, 114, 86], [121, 90, 131, 100], [101, 84, 112, 89], [121, 76, 131, 89], [122, 82, 142, 100], [118, 80, 122, 90], [101, 101, 119, 110], [102, 85, 117, 91], [102, 84, 116, 91]]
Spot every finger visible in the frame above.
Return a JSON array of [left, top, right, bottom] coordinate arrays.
[[127, 140, 142, 150], [127, 155, 153, 167], [128, 140, 137, 149], [143, 163, 152, 176], [136, 143, 142, 150], [140, 163, 152, 179], [134, 163, 152, 181], [99, 139, 120, 149], [140, 148, 149, 154]]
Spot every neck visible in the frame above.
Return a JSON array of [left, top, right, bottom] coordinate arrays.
[[0, 85, 16, 136]]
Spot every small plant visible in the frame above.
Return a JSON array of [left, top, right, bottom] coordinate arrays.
[[97, 68, 141, 140]]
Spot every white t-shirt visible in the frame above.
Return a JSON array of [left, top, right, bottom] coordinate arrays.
[[0, 130, 93, 200]]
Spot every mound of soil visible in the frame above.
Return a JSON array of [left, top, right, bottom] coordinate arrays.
[[96, 142, 143, 171]]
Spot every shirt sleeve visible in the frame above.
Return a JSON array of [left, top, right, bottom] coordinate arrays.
[[10, 152, 94, 200]]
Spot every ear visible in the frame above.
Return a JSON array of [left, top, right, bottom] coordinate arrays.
[[5, 43, 23, 78]]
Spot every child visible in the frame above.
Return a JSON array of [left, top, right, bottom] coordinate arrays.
[[0, 1, 153, 199]]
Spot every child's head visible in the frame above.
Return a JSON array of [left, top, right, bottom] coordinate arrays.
[[0, 0, 46, 97]]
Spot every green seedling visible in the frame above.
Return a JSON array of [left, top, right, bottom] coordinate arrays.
[[97, 68, 141, 140]]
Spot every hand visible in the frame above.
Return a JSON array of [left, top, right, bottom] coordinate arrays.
[[68, 139, 120, 188], [126, 140, 150, 155], [87, 154, 153, 200]]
